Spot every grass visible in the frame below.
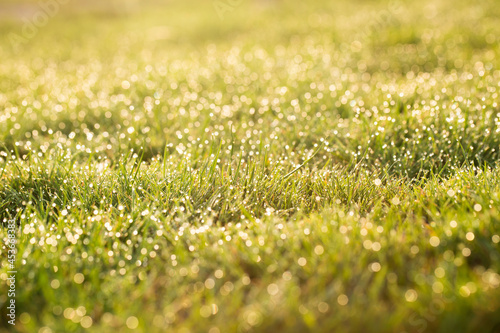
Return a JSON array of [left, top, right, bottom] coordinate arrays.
[[1, 0, 500, 332]]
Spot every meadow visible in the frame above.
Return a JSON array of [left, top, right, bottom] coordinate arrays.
[[1, 0, 500, 332]]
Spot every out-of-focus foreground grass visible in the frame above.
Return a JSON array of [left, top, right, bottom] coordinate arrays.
[[1, 0, 500, 332]]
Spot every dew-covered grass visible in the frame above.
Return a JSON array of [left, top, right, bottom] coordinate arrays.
[[1, 0, 500, 332]]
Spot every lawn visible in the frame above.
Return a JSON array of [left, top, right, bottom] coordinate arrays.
[[1, 0, 500, 332]]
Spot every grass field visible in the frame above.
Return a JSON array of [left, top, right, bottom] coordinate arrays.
[[1, 0, 500, 332]]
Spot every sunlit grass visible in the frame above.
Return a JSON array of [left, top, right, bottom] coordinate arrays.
[[1, 0, 500, 332]]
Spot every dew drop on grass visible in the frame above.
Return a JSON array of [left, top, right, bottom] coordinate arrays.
[[405, 289, 418, 302], [318, 302, 329, 313], [369, 262, 381, 272], [73, 273, 84, 284], [314, 245, 324, 255], [126, 316, 139, 329], [337, 294, 349, 306], [298, 257, 307, 266], [391, 197, 400, 205], [267, 283, 279, 296], [429, 236, 440, 247]]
